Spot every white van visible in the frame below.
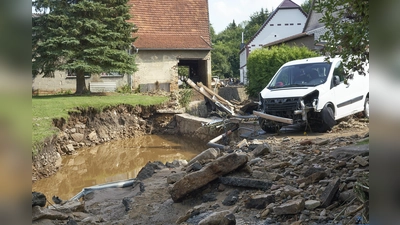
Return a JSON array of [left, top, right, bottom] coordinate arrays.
[[255, 56, 369, 132]]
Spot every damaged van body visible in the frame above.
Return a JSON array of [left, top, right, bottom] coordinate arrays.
[[256, 56, 369, 132]]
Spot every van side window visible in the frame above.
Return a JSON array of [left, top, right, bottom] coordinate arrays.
[[333, 62, 346, 82]]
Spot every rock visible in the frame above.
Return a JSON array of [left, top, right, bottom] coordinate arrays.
[[304, 167, 325, 177], [70, 133, 84, 142], [252, 142, 273, 157], [249, 157, 263, 166], [137, 161, 165, 180], [305, 200, 320, 210], [88, 131, 98, 141], [63, 144, 75, 154], [32, 206, 69, 221], [314, 139, 329, 145], [273, 198, 305, 215], [245, 194, 275, 209], [32, 192, 46, 207], [187, 161, 203, 172], [167, 172, 185, 184], [299, 139, 313, 145], [202, 193, 217, 203], [219, 176, 272, 190], [188, 148, 220, 166], [198, 210, 235, 225], [354, 156, 369, 166], [297, 171, 327, 185], [339, 189, 356, 203], [222, 189, 240, 206], [169, 153, 248, 202], [320, 178, 340, 208], [122, 197, 132, 212]]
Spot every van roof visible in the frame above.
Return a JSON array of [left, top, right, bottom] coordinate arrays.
[[283, 56, 341, 66]]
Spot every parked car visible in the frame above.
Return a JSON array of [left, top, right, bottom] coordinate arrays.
[[255, 56, 369, 132]]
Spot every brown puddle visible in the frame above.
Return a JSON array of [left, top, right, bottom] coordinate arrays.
[[32, 134, 206, 201]]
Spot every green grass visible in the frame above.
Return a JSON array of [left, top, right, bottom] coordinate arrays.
[[356, 138, 369, 145], [32, 93, 168, 153]]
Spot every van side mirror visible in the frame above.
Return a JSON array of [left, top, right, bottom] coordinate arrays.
[[333, 76, 340, 86]]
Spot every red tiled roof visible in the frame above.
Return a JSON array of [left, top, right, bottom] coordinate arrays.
[[128, 0, 212, 50]]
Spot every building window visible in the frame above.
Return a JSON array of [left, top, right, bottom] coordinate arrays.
[[297, 23, 301, 25], [100, 71, 123, 77], [285, 23, 288, 26], [67, 70, 91, 78], [277, 24, 281, 26], [270, 24, 274, 26], [290, 23, 294, 25]]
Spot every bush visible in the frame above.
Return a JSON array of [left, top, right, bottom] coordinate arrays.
[[246, 45, 320, 97], [117, 84, 132, 94]]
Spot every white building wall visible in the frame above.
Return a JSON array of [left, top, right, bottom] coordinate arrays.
[[248, 9, 306, 54]]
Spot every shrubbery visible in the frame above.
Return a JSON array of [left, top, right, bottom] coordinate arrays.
[[246, 45, 319, 97]]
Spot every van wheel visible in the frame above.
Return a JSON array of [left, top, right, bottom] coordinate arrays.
[[318, 105, 336, 132], [363, 96, 369, 118], [258, 118, 280, 133]]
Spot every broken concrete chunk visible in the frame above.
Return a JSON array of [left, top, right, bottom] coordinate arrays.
[[320, 178, 340, 208], [198, 210, 235, 225], [245, 194, 275, 209], [273, 198, 305, 215], [354, 155, 369, 167], [32, 206, 69, 221], [219, 176, 272, 191], [305, 200, 321, 210], [167, 172, 186, 184], [187, 148, 220, 166], [222, 189, 240, 206], [169, 153, 248, 202], [253, 142, 273, 157]]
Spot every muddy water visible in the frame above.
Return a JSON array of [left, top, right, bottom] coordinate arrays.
[[32, 135, 207, 201]]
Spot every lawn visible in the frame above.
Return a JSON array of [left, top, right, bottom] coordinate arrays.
[[32, 93, 168, 153]]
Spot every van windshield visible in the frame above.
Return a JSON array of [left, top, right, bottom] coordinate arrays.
[[268, 62, 332, 89]]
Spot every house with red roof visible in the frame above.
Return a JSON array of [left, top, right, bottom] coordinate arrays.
[[128, 0, 212, 91], [239, 0, 307, 84]]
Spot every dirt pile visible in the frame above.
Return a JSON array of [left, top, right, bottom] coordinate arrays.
[[32, 118, 369, 225]]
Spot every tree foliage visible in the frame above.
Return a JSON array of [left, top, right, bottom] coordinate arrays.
[[301, 0, 312, 15], [32, 0, 137, 94], [246, 45, 319, 97], [315, 0, 369, 74]]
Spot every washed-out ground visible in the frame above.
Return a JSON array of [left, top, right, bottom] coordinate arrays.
[[32, 114, 369, 224]]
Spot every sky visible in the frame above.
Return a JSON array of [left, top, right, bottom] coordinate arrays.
[[209, 0, 306, 34]]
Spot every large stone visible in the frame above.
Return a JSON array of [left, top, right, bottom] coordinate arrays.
[[137, 161, 165, 180], [245, 194, 275, 209], [219, 176, 272, 190], [252, 142, 273, 157], [320, 178, 340, 208], [329, 145, 369, 160], [273, 198, 305, 215], [187, 148, 220, 166], [169, 153, 248, 202], [32, 192, 46, 207], [32, 206, 69, 221], [354, 155, 369, 166], [198, 210, 236, 225], [70, 133, 84, 142]]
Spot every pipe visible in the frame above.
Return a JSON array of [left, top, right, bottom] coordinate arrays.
[[69, 178, 137, 201], [207, 125, 239, 150], [253, 110, 293, 124]]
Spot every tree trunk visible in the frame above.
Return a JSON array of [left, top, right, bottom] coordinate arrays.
[[75, 70, 88, 95]]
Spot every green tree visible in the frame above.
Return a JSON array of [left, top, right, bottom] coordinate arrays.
[[243, 8, 270, 42], [315, 0, 369, 74], [246, 45, 319, 97], [32, 0, 137, 95], [301, 0, 312, 15]]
